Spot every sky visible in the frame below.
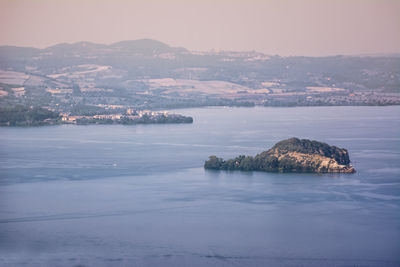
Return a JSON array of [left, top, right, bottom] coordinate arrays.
[[0, 0, 399, 56]]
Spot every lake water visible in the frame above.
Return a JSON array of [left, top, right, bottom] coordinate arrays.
[[0, 106, 399, 267]]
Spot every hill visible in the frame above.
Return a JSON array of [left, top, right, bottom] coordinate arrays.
[[0, 39, 399, 112]]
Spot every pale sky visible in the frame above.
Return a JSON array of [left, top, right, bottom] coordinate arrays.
[[0, 0, 399, 56]]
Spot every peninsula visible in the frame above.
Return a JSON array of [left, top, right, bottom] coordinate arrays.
[[0, 105, 193, 126], [204, 138, 355, 173]]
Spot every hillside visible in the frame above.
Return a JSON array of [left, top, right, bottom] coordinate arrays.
[[0, 39, 399, 112]]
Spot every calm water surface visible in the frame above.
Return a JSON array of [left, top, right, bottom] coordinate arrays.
[[0, 106, 399, 266]]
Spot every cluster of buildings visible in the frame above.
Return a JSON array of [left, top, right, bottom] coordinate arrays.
[[60, 108, 170, 124]]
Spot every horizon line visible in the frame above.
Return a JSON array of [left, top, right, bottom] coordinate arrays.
[[1, 39, 400, 58]]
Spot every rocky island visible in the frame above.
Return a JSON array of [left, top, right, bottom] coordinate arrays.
[[204, 138, 355, 173]]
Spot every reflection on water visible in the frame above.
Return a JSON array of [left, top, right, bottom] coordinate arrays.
[[0, 106, 399, 266]]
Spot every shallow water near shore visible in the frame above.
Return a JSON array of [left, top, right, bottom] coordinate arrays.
[[0, 106, 400, 266]]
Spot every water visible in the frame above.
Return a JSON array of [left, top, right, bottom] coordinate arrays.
[[0, 106, 399, 266]]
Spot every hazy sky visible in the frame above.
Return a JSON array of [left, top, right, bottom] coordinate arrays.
[[0, 0, 399, 56]]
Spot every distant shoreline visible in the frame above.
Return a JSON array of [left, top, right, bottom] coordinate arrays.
[[162, 103, 400, 112], [2, 105, 399, 127]]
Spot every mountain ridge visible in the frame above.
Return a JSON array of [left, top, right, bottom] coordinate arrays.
[[1, 39, 400, 58]]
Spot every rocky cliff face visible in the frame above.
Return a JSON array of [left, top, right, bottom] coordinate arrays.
[[270, 138, 351, 165], [204, 138, 355, 173]]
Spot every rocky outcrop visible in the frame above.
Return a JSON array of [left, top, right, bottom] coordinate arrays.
[[204, 138, 355, 173]]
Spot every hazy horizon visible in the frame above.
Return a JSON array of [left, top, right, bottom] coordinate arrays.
[[1, 0, 399, 57], [2, 38, 400, 58]]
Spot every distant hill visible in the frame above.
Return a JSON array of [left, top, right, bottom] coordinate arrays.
[[0, 39, 399, 110]]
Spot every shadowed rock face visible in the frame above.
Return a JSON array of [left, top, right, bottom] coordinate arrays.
[[204, 138, 355, 173]]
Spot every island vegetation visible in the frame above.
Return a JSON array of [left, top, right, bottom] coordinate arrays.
[[204, 138, 355, 173]]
